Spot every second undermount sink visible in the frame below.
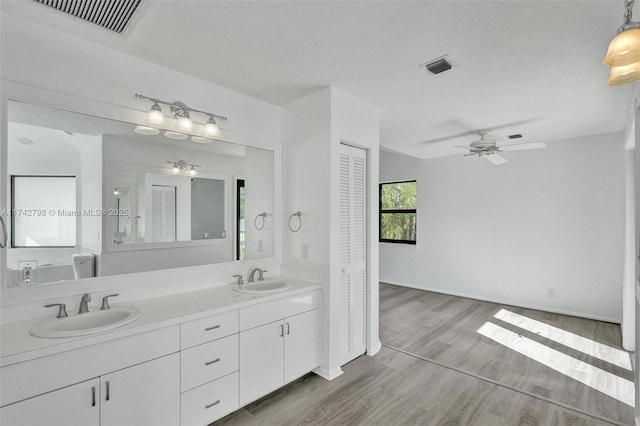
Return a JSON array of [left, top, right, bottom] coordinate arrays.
[[233, 280, 290, 294], [29, 306, 141, 338]]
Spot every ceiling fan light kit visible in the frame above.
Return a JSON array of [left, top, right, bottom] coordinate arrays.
[[603, 0, 640, 86]]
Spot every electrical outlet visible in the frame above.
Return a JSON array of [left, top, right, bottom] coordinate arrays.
[[546, 288, 555, 298], [301, 243, 309, 259], [257, 239, 263, 253], [17, 260, 37, 286]]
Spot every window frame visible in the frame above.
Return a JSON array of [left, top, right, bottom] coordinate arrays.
[[11, 175, 78, 248], [379, 179, 417, 245]]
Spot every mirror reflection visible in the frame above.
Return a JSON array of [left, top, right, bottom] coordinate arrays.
[[6, 101, 274, 286]]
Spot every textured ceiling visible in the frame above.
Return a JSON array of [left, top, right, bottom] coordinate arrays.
[[2, 1, 633, 158]]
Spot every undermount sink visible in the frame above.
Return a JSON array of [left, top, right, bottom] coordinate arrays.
[[233, 280, 290, 294], [30, 306, 141, 338]]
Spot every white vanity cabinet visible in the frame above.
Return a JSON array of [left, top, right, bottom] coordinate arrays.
[[0, 326, 180, 426], [0, 284, 322, 426], [1, 354, 180, 426], [238, 290, 319, 405], [0, 378, 100, 426], [100, 353, 180, 426]]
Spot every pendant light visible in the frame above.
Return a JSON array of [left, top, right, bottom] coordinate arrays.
[[604, 0, 640, 86]]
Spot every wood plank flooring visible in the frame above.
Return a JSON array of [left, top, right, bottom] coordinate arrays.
[[213, 284, 633, 425]]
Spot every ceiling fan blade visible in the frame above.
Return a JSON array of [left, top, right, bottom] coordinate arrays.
[[453, 145, 470, 150], [499, 142, 546, 152], [419, 130, 477, 145], [427, 154, 466, 164], [484, 153, 508, 165]]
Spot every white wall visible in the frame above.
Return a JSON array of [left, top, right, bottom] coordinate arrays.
[[380, 132, 625, 322], [282, 86, 380, 380]]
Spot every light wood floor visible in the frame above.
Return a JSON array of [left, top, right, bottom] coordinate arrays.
[[214, 283, 633, 425]]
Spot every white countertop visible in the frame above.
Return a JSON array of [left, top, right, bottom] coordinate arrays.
[[0, 277, 320, 367]]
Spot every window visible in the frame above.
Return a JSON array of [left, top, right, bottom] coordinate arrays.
[[379, 180, 416, 244], [11, 176, 77, 247]]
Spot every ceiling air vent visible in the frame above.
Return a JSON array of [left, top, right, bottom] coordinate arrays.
[[420, 55, 457, 75], [34, 0, 143, 34]]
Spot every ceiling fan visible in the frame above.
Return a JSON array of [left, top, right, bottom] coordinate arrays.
[[452, 130, 546, 165]]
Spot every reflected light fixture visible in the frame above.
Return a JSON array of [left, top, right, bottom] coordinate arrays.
[[167, 160, 200, 175], [603, 0, 640, 86], [146, 102, 166, 126], [135, 94, 227, 140], [203, 116, 221, 139]]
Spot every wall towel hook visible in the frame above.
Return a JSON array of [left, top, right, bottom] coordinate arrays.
[[254, 212, 267, 230], [288, 211, 302, 232]]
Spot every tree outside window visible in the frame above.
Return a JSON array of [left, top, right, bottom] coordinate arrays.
[[379, 180, 416, 244]]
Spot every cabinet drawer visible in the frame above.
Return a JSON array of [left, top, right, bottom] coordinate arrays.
[[181, 334, 238, 392], [181, 372, 238, 426], [239, 290, 318, 331], [1, 325, 179, 407], [181, 310, 238, 349]]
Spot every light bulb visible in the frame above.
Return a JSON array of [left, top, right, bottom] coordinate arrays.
[[176, 111, 194, 132], [172, 163, 180, 174], [608, 61, 640, 86], [603, 28, 640, 67], [203, 117, 221, 139], [189, 166, 197, 176], [146, 103, 166, 127]]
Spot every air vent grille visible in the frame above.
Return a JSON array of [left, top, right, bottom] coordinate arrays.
[[34, 0, 142, 34], [420, 55, 458, 76]]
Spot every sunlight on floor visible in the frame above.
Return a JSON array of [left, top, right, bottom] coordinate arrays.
[[477, 322, 634, 407], [493, 309, 632, 370]]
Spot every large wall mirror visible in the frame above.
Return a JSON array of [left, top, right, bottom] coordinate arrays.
[[6, 100, 274, 286]]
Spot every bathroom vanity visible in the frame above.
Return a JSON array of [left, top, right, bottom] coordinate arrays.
[[0, 278, 320, 426]]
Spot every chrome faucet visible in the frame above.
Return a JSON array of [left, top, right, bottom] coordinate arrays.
[[78, 293, 91, 314], [248, 267, 267, 282]]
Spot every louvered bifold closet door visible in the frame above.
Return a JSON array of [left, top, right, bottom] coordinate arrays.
[[338, 144, 367, 366]]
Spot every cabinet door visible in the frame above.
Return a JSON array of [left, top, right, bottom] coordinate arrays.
[[284, 309, 319, 383], [239, 321, 284, 405], [0, 378, 99, 426], [100, 353, 180, 426]]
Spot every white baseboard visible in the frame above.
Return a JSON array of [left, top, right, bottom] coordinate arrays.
[[367, 339, 382, 356], [380, 279, 621, 324], [313, 366, 344, 381]]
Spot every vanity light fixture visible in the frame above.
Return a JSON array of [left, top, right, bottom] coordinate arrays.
[[203, 116, 222, 139], [603, 0, 640, 86], [135, 94, 227, 140], [167, 160, 200, 175], [146, 102, 166, 126]]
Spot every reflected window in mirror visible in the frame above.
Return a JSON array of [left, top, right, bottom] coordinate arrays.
[[11, 176, 77, 247], [236, 179, 245, 260]]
